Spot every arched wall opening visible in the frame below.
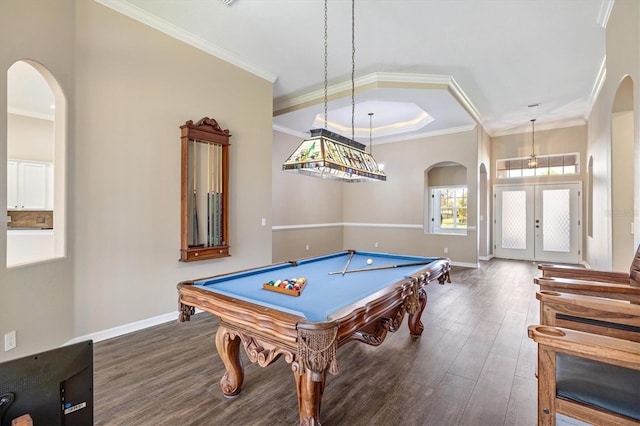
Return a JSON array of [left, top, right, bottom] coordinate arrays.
[[423, 162, 468, 235], [610, 75, 635, 271], [6, 60, 66, 267]]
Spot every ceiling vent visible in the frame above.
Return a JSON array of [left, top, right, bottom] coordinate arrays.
[[218, 0, 236, 5]]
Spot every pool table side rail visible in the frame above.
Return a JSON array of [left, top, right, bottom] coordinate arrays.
[[178, 282, 303, 347], [186, 251, 353, 286], [329, 257, 450, 343]]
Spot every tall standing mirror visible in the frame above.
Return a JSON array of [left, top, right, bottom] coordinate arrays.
[[179, 117, 230, 262]]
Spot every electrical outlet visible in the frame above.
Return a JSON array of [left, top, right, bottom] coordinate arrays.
[[4, 331, 16, 351], [374, 242, 379, 248], [444, 247, 449, 254], [261, 218, 266, 227], [306, 244, 310, 251]]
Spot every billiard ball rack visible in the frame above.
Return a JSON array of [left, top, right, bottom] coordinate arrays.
[[262, 278, 307, 297]]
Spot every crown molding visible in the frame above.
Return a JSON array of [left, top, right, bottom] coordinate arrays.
[[273, 72, 452, 114], [596, 0, 615, 29], [274, 122, 477, 144], [94, 0, 278, 83], [376, 124, 478, 144], [490, 118, 586, 137], [272, 124, 308, 138], [448, 76, 482, 125]]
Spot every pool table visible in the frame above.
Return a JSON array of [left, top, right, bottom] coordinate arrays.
[[177, 250, 450, 425]]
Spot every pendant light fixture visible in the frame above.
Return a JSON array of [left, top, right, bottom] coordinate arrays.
[[527, 118, 538, 169], [282, 0, 386, 182]]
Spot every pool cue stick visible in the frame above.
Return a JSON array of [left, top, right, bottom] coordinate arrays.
[[329, 260, 434, 275], [341, 250, 355, 276], [206, 141, 211, 247], [214, 143, 219, 245], [217, 144, 223, 245], [192, 139, 200, 247]]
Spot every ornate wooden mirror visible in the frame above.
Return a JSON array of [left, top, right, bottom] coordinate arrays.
[[179, 117, 230, 261]]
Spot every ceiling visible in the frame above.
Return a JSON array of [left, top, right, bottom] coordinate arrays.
[[8, 0, 611, 144]]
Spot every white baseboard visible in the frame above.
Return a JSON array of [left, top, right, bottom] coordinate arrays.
[[66, 258, 484, 346], [65, 310, 186, 346], [450, 261, 479, 268]]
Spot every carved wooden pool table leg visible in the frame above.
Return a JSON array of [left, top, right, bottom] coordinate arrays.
[[215, 324, 244, 397], [292, 362, 326, 426], [407, 288, 427, 336]]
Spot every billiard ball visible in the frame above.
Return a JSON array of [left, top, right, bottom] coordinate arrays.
[[367, 258, 373, 265]]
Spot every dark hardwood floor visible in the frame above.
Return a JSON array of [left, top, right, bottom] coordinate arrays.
[[93, 258, 583, 425]]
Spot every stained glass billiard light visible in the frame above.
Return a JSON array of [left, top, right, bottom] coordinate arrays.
[[282, 0, 386, 183]]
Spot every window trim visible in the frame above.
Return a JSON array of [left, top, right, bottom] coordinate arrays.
[[496, 152, 580, 179], [430, 185, 468, 235]]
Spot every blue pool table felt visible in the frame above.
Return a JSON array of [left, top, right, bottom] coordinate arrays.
[[194, 251, 438, 322]]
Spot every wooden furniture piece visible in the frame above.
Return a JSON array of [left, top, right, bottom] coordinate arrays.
[[528, 325, 640, 426], [179, 117, 230, 262], [536, 290, 640, 342], [538, 244, 640, 284], [177, 250, 450, 425], [536, 244, 640, 303], [531, 289, 640, 425]]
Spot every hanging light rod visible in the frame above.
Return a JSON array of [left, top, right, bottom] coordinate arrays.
[[281, 0, 386, 183], [527, 118, 538, 169]]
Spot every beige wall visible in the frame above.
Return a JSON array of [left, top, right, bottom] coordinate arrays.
[[490, 124, 588, 257], [1, 0, 273, 361], [491, 125, 588, 248], [428, 164, 466, 186], [611, 111, 635, 270], [586, 0, 640, 270], [272, 131, 344, 261], [343, 130, 479, 265], [477, 127, 491, 259], [1, 0, 76, 361], [273, 129, 480, 265], [7, 114, 54, 161]]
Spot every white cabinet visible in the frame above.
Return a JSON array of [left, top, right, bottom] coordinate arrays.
[[7, 160, 51, 210], [7, 160, 18, 209]]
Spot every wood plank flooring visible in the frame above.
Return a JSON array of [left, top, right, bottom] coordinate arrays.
[[92, 258, 585, 425]]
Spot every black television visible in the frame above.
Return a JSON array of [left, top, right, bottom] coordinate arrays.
[[0, 340, 93, 426]]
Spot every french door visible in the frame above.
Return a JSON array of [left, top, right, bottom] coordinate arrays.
[[494, 183, 581, 263]]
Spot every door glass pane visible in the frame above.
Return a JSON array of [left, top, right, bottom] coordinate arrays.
[[501, 190, 527, 249], [542, 189, 570, 252]]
